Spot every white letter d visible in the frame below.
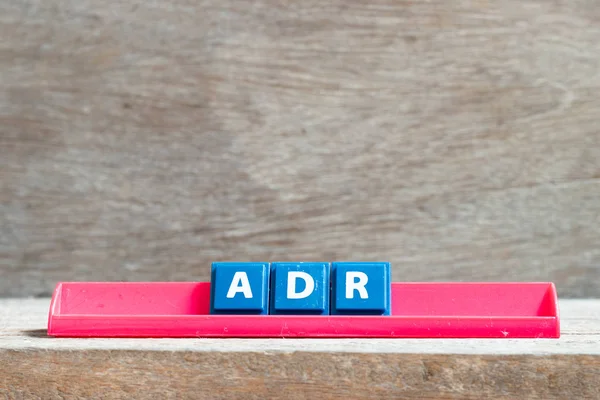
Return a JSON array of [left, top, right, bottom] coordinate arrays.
[[287, 271, 315, 299]]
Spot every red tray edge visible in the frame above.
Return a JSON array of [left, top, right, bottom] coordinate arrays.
[[47, 281, 560, 339], [48, 315, 559, 338]]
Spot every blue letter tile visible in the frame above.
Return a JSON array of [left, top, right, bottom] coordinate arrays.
[[331, 262, 391, 315], [270, 262, 330, 315], [210, 262, 270, 314]]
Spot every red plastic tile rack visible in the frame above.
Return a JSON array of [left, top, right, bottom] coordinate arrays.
[[47, 281, 559, 338]]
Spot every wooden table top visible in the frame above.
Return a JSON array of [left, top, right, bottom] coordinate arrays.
[[1, 298, 598, 399]]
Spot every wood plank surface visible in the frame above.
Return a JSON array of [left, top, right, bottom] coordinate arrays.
[[1, 0, 600, 298], [1, 298, 599, 399]]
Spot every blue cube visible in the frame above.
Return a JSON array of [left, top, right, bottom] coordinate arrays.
[[210, 262, 270, 314], [270, 262, 330, 315], [331, 262, 391, 315]]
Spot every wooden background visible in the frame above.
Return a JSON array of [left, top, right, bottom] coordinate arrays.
[[1, 0, 599, 298]]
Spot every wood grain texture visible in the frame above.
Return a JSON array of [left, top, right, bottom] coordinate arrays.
[[1, 299, 599, 399], [2, 352, 599, 400], [1, 0, 599, 298]]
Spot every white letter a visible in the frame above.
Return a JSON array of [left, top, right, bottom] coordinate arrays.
[[226, 271, 253, 298]]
